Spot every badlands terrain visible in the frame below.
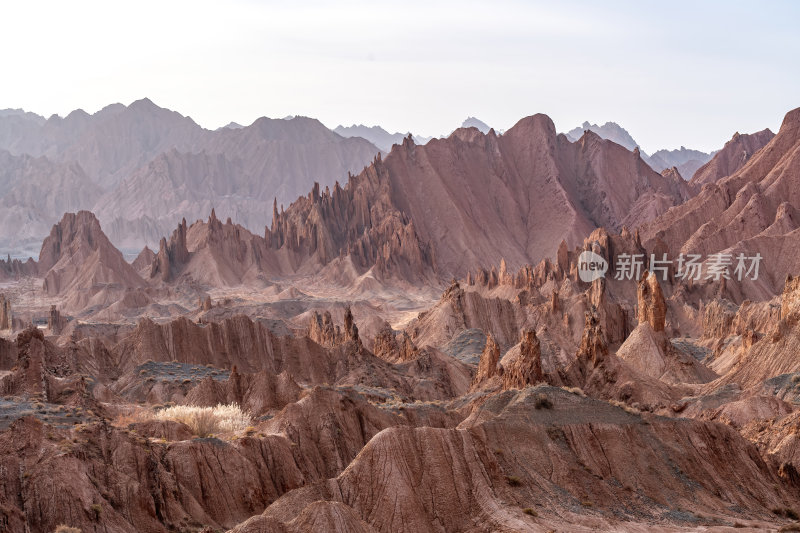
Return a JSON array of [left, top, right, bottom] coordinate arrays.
[[1, 103, 800, 532]]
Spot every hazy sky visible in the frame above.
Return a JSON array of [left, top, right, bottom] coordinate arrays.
[[1, 0, 797, 153]]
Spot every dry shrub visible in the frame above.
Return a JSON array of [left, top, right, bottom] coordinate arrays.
[[112, 406, 151, 427], [610, 399, 641, 415], [55, 526, 82, 533], [534, 393, 553, 409], [154, 403, 251, 437]]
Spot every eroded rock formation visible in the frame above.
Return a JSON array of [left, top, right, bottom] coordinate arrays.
[[373, 322, 419, 362], [637, 271, 666, 332], [473, 333, 501, 386], [502, 328, 543, 389], [47, 305, 67, 335], [0, 294, 10, 330], [309, 310, 344, 347]]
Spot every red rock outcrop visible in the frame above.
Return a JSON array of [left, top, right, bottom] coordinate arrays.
[[576, 309, 608, 368], [131, 245, 155, 272], [308, 310, 344, 347], [150, 217, 190, 281], [781, 274, 800, 320], [149, 209, 289, 286], [690, 128, 775, 188], [641, 107, 800, 299], [372, 322, 419, 362], [47, 305, 67, 335], [265, 168, 435, 281], [0, 336, 17, 369], [637, 271, 666, 332], [501, 328, 543, 389], [109, 314, 466, 402], [712, 275, 800, 390], [472, 334, 502, 386], [0, 416, 306, 532], [37, 211, 145, 311], [184, 368, 302, 416], [264, 114, 689, 281], [235, 387, 797, 532], [0, 327, 95, 408], [0, 294, 10, 330], [409, 281, 519, 351]]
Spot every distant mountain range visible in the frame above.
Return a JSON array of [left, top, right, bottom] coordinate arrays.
[[0, 100, 760, 260], [565, 121, 716, 179], [460, 117, 492, 134], [333, 124, 432, 152], [0, 99, 382, 256]]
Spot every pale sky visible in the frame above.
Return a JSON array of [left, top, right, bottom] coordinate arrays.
[[1, 0, 797, 153]]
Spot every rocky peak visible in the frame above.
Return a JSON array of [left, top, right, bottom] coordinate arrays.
[[661, 166, 684, 182], [131, 245, 156, 272], [343, 305, 359, 342], [150, 218, 190, 281], [637, 271, 667, 332], [507, 113, 557, 146], [48, 305, 67, 335], [308, 310, 343, 347], [473, 334, 501, 385], [578, 307, 608, 367], [557, 240, 570, 274], [0, 294, 11, 330], [780, 106, 800, 131], [37, 211, 145, 300], [502, 328, 543, 390], [0, 256, 38, 280], [373, 322, 419, 362], [781, 274, 800, 321], [38, 211, 106, 274], [690, 128, 775, 187], [264, 158, 435, 280]]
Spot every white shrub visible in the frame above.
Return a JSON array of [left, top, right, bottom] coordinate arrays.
[[154, 403, 251, 437]]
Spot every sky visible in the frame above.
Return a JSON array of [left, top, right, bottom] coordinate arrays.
[[1, 0, 797, 153]]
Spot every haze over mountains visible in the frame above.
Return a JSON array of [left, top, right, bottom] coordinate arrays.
[[1, 99, 751, 262], [0, 99, 382, 256], [1, 105, 800, 532], [565, 120, 716, 179], [333, 124, 432, 152]]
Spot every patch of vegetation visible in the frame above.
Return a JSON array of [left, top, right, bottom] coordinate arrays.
[[610, 399, 641, 415], [90, 503, 102, 520], [55, 526, 82, 533], [505, 475, 523, 487], [523, 508, 537, 517], [534, 393, 553, 409], [774, 508, 800, 520], [545, 426, 565, 442], [154, 403, 251, 437]]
